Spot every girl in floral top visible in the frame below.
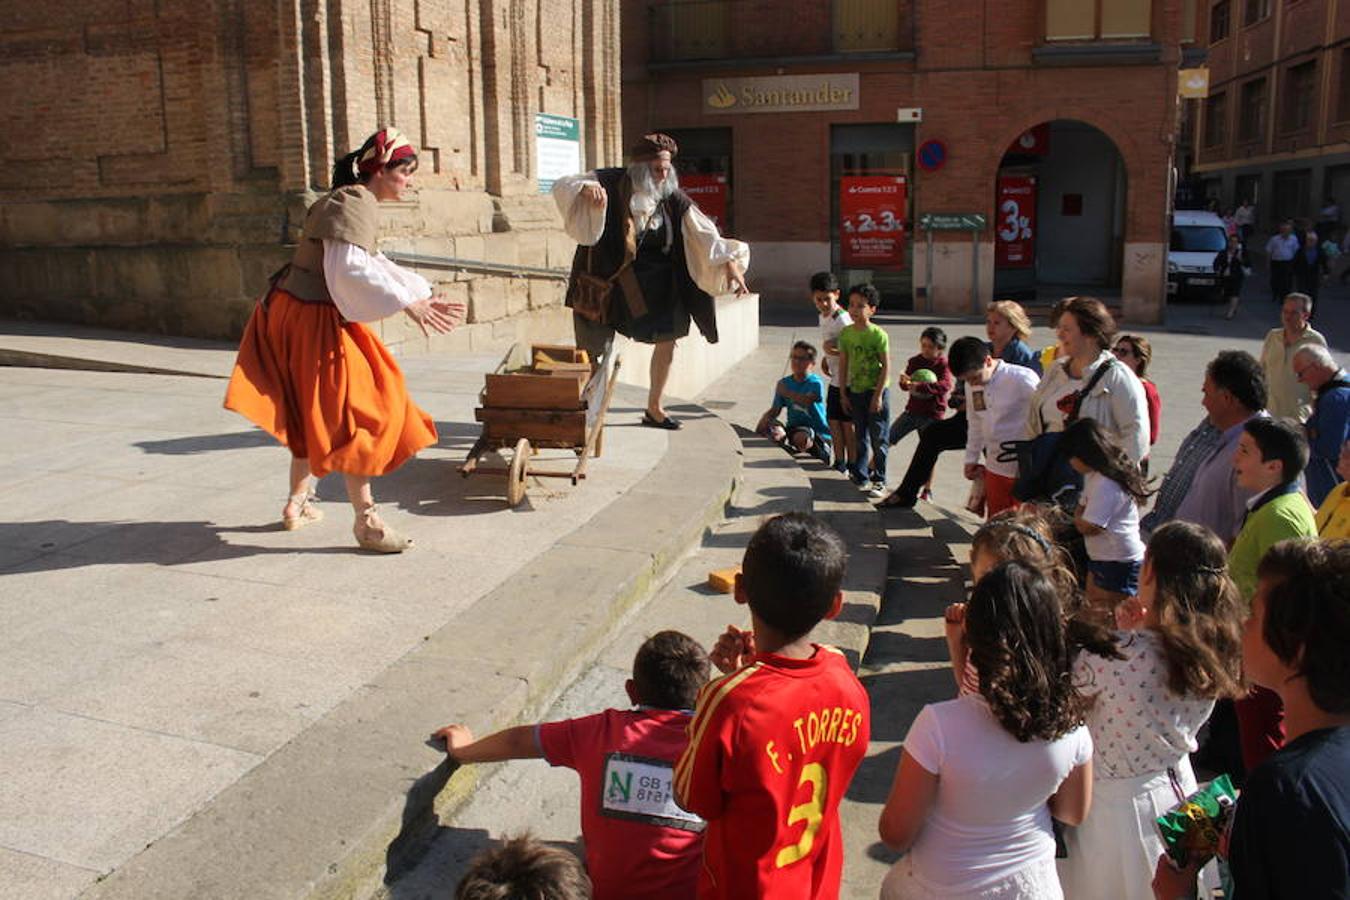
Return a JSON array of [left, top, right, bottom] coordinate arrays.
[[1057, 521, 1244, 900]]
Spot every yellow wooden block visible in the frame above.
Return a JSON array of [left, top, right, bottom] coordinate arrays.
[[708, 566, 740, 594]]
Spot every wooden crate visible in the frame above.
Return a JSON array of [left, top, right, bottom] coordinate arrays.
[[532, 344, 589, 367], [484, 372, 585, 410], [474, 407, 588, 446]]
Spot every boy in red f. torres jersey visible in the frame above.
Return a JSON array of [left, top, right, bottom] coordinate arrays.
[[674, 513, 870, 899]]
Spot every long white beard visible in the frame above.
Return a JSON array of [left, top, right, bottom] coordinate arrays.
[[628, 163, 678, 232]]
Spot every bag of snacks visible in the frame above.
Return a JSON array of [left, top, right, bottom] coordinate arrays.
[[1155, 771, 1238, 867]]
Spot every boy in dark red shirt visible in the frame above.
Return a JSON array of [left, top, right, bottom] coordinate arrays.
[[433, 631, 710, 900], [674, 513, 870, 899], [888, 325, 953, 447]]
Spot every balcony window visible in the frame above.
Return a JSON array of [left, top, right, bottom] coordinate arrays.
[[1338, 48, 1350, 122], [1239, 77, 1267, 142], [657, 0, 729, 61], [1243, 0, 1269, 25], [834, 0, 901, 52], [1046, 0, 1151, 40], [1209, 0, 1230, 41], [1282, 61, 1316, 132], [1203, 93, 1227, 147]]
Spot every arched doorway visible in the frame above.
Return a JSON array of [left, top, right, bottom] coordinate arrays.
[[993, 120, 1126, 302]]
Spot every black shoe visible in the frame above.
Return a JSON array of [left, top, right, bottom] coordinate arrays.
[[642, 412, 682, 430], [876, 491, 916, 509]]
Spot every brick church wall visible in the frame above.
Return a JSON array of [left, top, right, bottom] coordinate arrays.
[[0, 0, 621, 340]]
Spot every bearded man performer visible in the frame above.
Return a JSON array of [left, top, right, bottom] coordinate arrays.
[[551, 133, 750, 430]]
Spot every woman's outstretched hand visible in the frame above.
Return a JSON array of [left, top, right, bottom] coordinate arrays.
[[406, 295, 467, 335]]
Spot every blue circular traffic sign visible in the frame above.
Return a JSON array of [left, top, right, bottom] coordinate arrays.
[[917, 139, 947, 172]]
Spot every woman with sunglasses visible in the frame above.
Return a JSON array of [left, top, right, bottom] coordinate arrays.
[[1113, 335, 1160, 474]]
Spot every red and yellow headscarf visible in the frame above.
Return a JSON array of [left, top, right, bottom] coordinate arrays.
[[357, 127, 416, 175]]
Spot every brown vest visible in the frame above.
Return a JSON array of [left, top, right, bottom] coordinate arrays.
[[277, 185, 380, 301]]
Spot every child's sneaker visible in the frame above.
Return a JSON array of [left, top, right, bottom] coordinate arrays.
[[869, 479, 886, 498]]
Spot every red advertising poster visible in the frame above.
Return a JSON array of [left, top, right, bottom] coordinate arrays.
[[996, 175, 1037, 268], [839, 175, 907, 269], [1007, 123, 1050, 156], [680, 173, 729, 230]]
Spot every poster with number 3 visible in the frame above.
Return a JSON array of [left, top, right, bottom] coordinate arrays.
[[996, 175, 1037, 268], [840, 175, 907, 269]]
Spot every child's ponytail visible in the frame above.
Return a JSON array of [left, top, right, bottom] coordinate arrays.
[[1059, 417, 1154, 504]]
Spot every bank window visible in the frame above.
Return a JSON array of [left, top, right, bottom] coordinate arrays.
[[1339, 49, 1350, 122], [1239, 77, 1267, 142], [1046, 0, 1151, 40], [1210, 1, 1230, 41], [1282, 61, 1316, 132], [1243, 0, 1269, 25], [834, 0, 901, 52], [1203, 93, 1227, 147]]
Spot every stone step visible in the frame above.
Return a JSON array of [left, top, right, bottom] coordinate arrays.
[[370, 416, 889, 899]]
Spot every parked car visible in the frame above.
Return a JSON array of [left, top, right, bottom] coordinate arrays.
[[1168, 210, 1229, 301]]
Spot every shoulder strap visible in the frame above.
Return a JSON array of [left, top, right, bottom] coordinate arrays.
[[1071, 359, 1115, 419]]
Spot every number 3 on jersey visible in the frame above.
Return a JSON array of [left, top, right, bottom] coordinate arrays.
[[774, 763, 827, 868]]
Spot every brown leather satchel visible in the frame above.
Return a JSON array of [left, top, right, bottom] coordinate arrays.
[[571, 247, 630, 324]]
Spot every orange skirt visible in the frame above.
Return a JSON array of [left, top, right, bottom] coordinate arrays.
[[223, 289, 437, 478]]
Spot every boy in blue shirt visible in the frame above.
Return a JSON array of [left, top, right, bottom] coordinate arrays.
[[756, 340, 832, 464]]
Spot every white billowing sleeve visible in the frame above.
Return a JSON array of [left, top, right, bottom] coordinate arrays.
[[322, 241, 432, 323], [682, 205, 751, 296], [551, 171, 606, 246]]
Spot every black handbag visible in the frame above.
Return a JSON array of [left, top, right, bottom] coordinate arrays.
[[999, 359, 1116, 504]]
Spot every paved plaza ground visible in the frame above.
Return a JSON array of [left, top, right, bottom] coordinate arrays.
[[1, 274, 1346, 898]]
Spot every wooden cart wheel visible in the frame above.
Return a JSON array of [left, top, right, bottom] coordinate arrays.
[[506, 438, 531, 507]]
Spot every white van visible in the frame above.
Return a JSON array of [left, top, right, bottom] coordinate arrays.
[[1168, 210, 1230, 300]]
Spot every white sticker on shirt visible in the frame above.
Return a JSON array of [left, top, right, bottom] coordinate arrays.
[[600, 753, 705, 832]]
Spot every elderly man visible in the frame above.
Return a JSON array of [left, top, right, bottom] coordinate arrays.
[[1260, 292, 1326, 420], [551, 133, 749, 430], [1294, 344, 1350, 506], [1142, 350, 1267, 543]]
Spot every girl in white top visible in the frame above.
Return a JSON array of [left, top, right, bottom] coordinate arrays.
[[1026, 296, 1150, 464], [1060, 417, 1152, 621], [880, 561, 1094, 899], [1058, 521, 1244, 900]]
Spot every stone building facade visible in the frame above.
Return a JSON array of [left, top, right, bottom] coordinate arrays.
[[0, 0, 621, 344], [1188, 0, 1350, 233]]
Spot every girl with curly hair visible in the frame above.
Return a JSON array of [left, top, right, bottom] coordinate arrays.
[[1058, 521, 1243, 900], [880, 562, 1093, 899], [944, 506, 1083, 695]]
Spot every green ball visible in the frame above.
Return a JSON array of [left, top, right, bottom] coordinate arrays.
[[911, 368, 938, 383]]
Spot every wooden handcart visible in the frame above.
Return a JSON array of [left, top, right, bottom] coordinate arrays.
[[459, 344, 622, 506]]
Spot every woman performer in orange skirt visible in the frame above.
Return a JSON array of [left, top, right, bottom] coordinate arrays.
[[225, 127, 464, 553]]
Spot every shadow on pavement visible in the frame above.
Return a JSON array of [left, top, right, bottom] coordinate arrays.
[[862, 667, 955, 743], [4, 519, 362, 573], [133, 421, 482, 457], [848, 743, 903, 807]]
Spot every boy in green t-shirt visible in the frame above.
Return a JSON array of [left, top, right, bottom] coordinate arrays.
[[837, 283, 891, 495], [1228, 416, 1318, 776]]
